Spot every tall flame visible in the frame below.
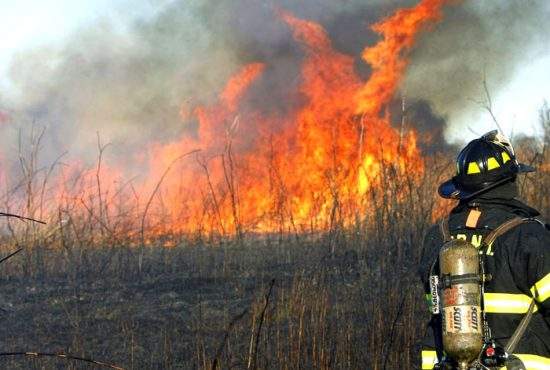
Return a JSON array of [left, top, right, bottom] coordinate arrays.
[[16, 0, 454, 240]]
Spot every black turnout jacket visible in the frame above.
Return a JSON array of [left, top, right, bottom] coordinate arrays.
[[419, 186, 550, 369]]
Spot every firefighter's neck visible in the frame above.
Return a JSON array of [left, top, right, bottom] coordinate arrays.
[[463, 181, 519, 206]]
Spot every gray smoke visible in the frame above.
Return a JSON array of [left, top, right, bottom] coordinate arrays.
[[403, 0, 550, 141], [0, 0, 548, 172]]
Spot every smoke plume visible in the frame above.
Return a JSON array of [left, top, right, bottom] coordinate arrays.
[[403, 1, 550, 140], [0, 0, 548, 171]]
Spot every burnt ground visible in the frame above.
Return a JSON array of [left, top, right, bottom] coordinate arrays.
[[0, 237, 428, 369]]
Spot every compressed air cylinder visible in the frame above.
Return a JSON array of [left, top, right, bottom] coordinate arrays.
[[439, 239, 484, 370]]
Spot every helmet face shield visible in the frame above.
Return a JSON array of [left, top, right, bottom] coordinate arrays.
[[439, 130, 535, 200]]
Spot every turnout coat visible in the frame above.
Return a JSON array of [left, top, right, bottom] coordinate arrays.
[[419, 189, 550, 369]]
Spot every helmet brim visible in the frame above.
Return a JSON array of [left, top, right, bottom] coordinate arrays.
[[438, 162, 535, 200], [438, 178, 466, 199]]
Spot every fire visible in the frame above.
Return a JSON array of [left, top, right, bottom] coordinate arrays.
[[219, 63, 266, 112], [357, 0, 450, 115], [8, 0, 455, 240]]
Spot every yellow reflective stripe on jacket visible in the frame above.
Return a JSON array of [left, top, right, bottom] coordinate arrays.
[[424, 292, 537, 314], [484, 293, 538, 314], [508, 354, 550, 370], [421, 350, 437, 369], [530, 272, 550, 303], [420, 352, 550, 370]]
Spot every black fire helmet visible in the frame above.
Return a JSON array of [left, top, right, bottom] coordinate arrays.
[[438, 130, 535, 200]]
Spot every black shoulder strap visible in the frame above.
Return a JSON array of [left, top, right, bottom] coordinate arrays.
[[439, 218, 451, 243], [439, 216, 536, 246], [505, 299, 536, 354], [483, 217, 529, 247]]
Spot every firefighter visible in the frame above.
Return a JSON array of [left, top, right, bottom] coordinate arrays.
[[419, 131, 550, 369]]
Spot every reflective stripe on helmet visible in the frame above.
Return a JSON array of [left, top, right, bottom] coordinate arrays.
[[467, 162, 481, 174], [502, 151, 511, 163], [530, 272, 550, 303], [487, 157, 500, 170], [512, 354, 550, 370], [421, 350, 437, 369], [484, 293, 537, 314]]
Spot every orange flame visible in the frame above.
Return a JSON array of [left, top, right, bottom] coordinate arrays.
[[27, 0, 455, 240]]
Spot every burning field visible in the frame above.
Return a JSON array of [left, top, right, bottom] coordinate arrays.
[[0, 0, 548, 369], [0, 1, 452, 241]]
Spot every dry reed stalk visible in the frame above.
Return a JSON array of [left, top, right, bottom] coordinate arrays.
[[138, 149, 199, 273]]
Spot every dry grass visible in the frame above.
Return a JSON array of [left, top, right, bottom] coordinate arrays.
[[0, 109, 547, 369]]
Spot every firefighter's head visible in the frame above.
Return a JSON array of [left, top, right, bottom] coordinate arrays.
[[439, 130, 535, 200]]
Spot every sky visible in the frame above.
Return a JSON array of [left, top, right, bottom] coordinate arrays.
[[467, 54, 550, 139], [0, 0, 549, 145], [445, 51, 550, 140], [0, 0, 166, 89], [0, 0, 113, 84]]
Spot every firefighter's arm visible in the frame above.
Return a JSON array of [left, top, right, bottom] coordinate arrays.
[[528, 228, 550, 312], [419, 225, 443, 369], [419, 225, 442, 292], [420, 317, 440, 369], [513, 223, 550, 312]]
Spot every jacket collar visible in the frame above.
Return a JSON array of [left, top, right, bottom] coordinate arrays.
[[452, 182, 540, 218]]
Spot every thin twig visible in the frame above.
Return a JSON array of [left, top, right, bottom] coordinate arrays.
[[211, 308, 249, 370], [482, 77, 504, 133], [0, 351, 124, 369], [382, 293, 407, 370], [139, 149, 200, 272], [248, 279, 276, 370], [0, 248, 23, 265], [0, 212, 46, 224], [140, 149, 200, 245], [96, 132, 112, 234], [197, 155, 226, 236]]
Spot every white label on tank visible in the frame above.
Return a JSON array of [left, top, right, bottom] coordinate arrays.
[[443, 306, 481, 334], [429, 275, 440, 314]]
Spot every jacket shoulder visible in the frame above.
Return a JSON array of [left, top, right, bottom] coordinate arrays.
[[504, 218, 548, 237], [497, 218, 549, 253]]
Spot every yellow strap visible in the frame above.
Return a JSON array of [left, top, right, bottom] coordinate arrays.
[[530, 272, 550, 303], [420, 352, 550, 370], [421, 350, 437, 369], [504, 354, 550, 370], [484, 293, 538, 314]]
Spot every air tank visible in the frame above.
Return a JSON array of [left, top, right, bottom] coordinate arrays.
[[439, 239, 484, 370]]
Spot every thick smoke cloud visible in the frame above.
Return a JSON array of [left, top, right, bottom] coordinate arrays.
[[403, 1, 550, 141], [0, 0, 548, 171]]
